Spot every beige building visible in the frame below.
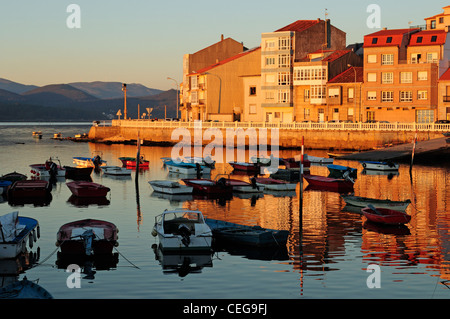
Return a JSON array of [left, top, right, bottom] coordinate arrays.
[[438, 68, 450, 121], [425, 5, 450, 31]]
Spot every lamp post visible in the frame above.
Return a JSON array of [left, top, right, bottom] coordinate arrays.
[[347, 64, 360, 122], [122, 83, 127, 120], [204, 72, 222, 115], [167, 77, 179, 119]]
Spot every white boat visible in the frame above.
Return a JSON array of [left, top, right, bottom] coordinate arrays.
[[254, 177, 297, 191], [152, 210, 212, 252], [149, 180, 193, 195], [102, 166, 132, 176], [299, 154, 334, 164], [73, 156, 107, 168], [183, 156, 216, 168], [341, 195, 411, 211], [164, 160, 210, 174], [223, 178, 264, 193], [0, 211, 40, 259], [29, 158, 66, 178], [360, 161, 399, 171]]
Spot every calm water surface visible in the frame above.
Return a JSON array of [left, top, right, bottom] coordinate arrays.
[[0, 123, 449, 299]]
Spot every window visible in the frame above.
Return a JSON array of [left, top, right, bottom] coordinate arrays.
[[311, 86, 326, 99], [416, 109, 434, 123], [400, 91, 412, 102], [418, 90, 428, 100], [278, 37, 290, 50], [367, 54, 377, 63], [265, 40, 275, 49], [382, 54, 394, 65], [439, 17, 444, 24], [278, 72, 290, 86], [249, 86, 256, 96], [190, 76, 198, 90], [265, 91, 275, 101], [418, 71, 428, 80], [382, 72, 393, 84], [278, 54, 290, 68], [416, 36, 423, 43], [427, 52, 438, 63], [367, 91, 377, 101], [304, 108, 310, 118], [367, 111, 375, 121], [249, 104, 257, 114], [191, 91, 198, 104], [386, 37, 393, 43], [400, 72, 412, 84], [367, 73, 377, 82], [328, 87, 340, 98], [274, 112, 281, 119], [411, 53, 422, 64], [372, 38, 378, 44], [265, 57, 276, 66], [265, 74, 275, 83], [431, 35, 437, 42], [382, 91, 394, 102], [304, 89, 310, 101], [430, 20, 436, 29], [277, 90, 290, 103], [348, 87, 354, 100]]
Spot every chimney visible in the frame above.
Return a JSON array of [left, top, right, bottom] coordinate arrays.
[[221, 34, 224, 41]]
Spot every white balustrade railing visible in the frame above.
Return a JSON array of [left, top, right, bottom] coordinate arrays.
[[95, 119, 450, 132]]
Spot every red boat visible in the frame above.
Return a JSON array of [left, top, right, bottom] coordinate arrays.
[[228, 162, 261, 174], [181, 178, 233, 194], [56, 219, 118, 255], [8, 180, 51, 198], [361, 206, 411, 225], [118, 157, 149, 169], [303, 174, 354, 192], [279, 157, 311, 169], [66, 181, 110, 197]]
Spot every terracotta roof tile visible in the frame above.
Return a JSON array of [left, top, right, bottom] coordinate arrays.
[[364, 28, 419, 48], [328, 67, 364, 84], [409, 30, 447, 46], [275, 20, 320, 32], [439, 67, 450, 81]]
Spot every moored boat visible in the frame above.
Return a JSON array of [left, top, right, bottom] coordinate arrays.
[[102, 166, 132, 176], [279, 157, 311, 169], [7, 180, 51, 199], [181, 178, 233, 195], [327, 164, 357, 179], [0, 211, 40, 259], [151, 210, 213, 253], [303, 174, 354, 192], [205, 218, 289, 247], [29, 158, 66, 178], [341, 195, 411, 211], [56, 219, 119, 255], [0, 180, 12, 196], [73, 155, 107, 168], [118, 156, 149, 169], [165, 160, 210, 175], [360, 161, 399, 171], [361, 206, 411, 225], [0, 278, 53, 299], [223, 178, 264, 193], [149, 180, 193, 195], [228, 161, 261, 174], [254, 177, 297, 191], [63, 166, 93, 180], [66, 181, 110, 197], [0, 172, 27, 182], [301, 154, 333, 164]]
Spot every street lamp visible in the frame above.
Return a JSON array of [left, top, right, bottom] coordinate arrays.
[[167, 77, 179, 119], [347, 64, 360, 122]]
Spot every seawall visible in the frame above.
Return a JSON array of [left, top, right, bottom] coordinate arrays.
[[88, 122, 447, 151]]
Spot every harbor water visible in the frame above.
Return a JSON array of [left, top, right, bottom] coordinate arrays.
[[0, 123, 449, 300]]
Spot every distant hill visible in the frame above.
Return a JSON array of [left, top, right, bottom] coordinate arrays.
[[0, 88, 26, 103], [68, 81, 163, 99], [0, 78, 38, 94], [22, 84, 99, 107]]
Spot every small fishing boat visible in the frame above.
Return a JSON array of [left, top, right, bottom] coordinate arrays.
[[327, 164, 357, 179], [56, 219, 119, 255], [7, 180, 51, 199], [205, 218, 289, 247], [0, 180, 12, 196], [183, 156, 216, 168], [181, 178, 233, 195], [149, 180, 193, 195], [63, 166, 93, 179], [73, 155, 107, 168], [303, 174, 354, 192], [0, 278, 53, 299], [118, 156, 149, 169], [165, 160, 210, 175], [102, 166, 132, 176], [151, 210, 213, 252], [341, 195, 411, 211], [302, 154, 334, 164], [361, 206, 411, 225], [32, 131, 42, 139], [0, 172, 27, 182], [223, 178, 264, 193], [270, 168, 301, 181], [279, 157, 311, 169], [66, 181, 110, 197], [254, 177, 297, 191], [228, 161, 261, 174], [360, 161, 399, 171], [250, 156, 272, 166], [29, 158, 66, 178], [0, 211, 40, 259]]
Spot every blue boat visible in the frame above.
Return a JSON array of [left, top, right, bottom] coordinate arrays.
[[164, 159, 211, 174], [0, 180, 12, 195], [205, 218, 289, 247], [327, 164, 357, 179], [0, 278, 53, 299], [73, 156, 107, 168], [0, 212, 40, 259]]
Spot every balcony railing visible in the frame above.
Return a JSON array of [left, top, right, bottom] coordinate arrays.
[[107, 120, 450, 132]]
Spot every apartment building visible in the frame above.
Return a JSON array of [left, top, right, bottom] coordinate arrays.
[[260, 19, 346, 123], [292, 49, 362, 122], [438, 68, 450, 121], [362, 28, 449, 123], [424, 5, 450, 31]]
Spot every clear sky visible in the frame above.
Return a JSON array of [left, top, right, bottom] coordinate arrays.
[[0, 0, 448, 90]]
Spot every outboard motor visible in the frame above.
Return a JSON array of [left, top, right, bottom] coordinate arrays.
[[250, 177, 259, 190], [81, 229, 95, 256], [93, 155, 102, 172], [177, 224, 191, 247]]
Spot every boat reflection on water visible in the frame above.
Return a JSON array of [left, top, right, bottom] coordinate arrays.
[[152, 244, 213, 277], [150, 191, 194, 204], [363, 221, 411, 235], [361, 169, 399, 179], [55, 252, 119, 280], [213, 242, 289, 261], [67, 194, 110, 207]]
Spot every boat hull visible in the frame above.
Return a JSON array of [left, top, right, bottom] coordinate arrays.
[[254, 177, 297, 191], [29, 164, 66, 178], [118, 157, 149, 168], [7, 180, 51, 198], [0, 216, 39, 259], [341, 195, 411, 211], [66, 181, 110, 197], [182, 179, 233, 194], [303, 175, 354, 192], [360, 161, 399, 171], [361, 207, 411, 225], [64, 166, 93, 179], [228, 162, 261, 173], [73, 157, 107, 168], [327, 164, 357, 179], [102, 166, 131, 176], [149, 181, 193, 195]]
